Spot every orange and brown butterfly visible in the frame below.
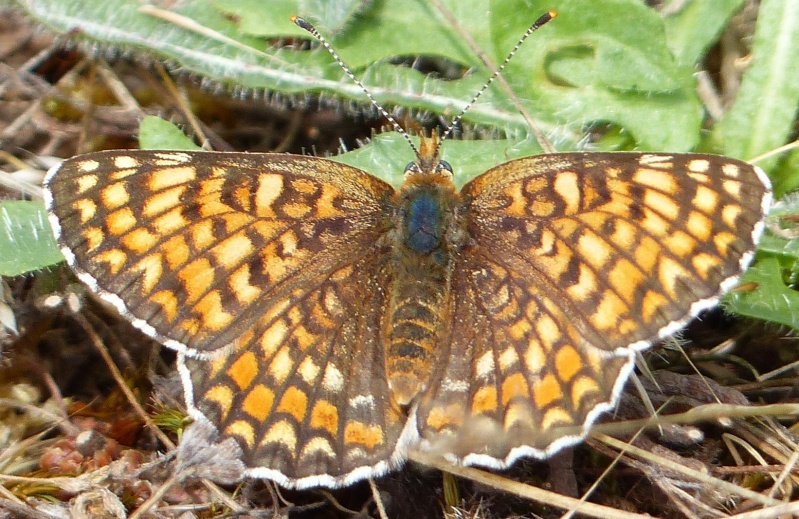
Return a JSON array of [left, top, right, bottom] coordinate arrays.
[[42, 12, 771, 489]]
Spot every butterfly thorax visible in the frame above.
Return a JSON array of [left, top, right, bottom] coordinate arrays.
[[385, 140, 465, 406]]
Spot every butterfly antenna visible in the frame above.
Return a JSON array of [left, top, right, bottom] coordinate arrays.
[[439, 11, 557, 147], [292, 16, 421, 157]]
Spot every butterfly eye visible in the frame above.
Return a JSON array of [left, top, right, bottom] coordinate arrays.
[[404, 162, 421, 175], [437, 161, 453, 174]]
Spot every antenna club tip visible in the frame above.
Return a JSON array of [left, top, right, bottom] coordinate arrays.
[[548, 10, 558, 18], [292, 15, 312, 31]]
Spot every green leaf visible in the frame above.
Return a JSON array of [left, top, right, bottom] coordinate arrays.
[[725, 256, 799, 329], [772, 148, 799, 198], [15, 0, 705, 150], [0, 201, 63, 276], [211, 0, 378, 39], [491, 0, 701, 151], [756, 194, 799, 261], [335, 132, 542, 188], [214, 0, 474, 68], [712, 0, 799, 168], [211, 0, 299, 37], [727, 192, 799, 328], [297, 0, 373, 34], [663, 0, 746, 66], [139, 116, 203, 150]]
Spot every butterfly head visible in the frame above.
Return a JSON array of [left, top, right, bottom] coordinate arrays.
[[403, 133, 453, 183]]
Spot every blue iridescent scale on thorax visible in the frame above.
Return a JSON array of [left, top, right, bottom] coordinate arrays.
[[405, 191, 442, 254]]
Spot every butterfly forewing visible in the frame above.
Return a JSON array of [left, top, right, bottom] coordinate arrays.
[[462, 152, 769, 348], [44, 150, 395, 356]]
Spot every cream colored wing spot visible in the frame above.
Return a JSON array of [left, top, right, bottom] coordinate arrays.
[[106, 208, 137, 236], [687, 159, 710, 173], [722, 163, 741, 178], [692, 185, 720, 213], [226, 420, 256, 448], [153, 152, 193, 165], [553, 171, 580, 213], [113, 155, 139, 169], [148, 166, 197, 190], [143, 186, 186, 217], [638, 154, 673, 166], [72, 199, 97, 224], [633, 168, 678, 193], [255, 174, 284, 216], [268, 349, 293, 384], [298, 357, 320, 386], [322, 364, 344, 393], [77, 159, 100, 172], [261, 420, 298, 451], [643, 189, 680, 220], [76, 175, 98, 194]]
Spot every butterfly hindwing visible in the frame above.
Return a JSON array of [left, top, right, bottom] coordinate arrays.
[[181, 250, 412, 488], [416, 244, 633, 465]]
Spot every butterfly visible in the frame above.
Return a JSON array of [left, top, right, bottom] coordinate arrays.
[[42, 12, 772, 489]]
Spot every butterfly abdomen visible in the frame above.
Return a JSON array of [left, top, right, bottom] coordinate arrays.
[[385, 176, 462, 406]]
